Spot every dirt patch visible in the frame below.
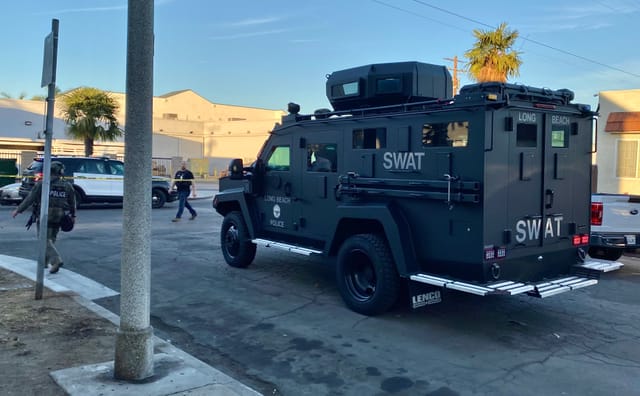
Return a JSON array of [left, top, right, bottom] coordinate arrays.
[[0, 269, 117, 395]]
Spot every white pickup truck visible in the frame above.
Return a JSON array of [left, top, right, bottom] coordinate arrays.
[[590, 193, 640, 260]]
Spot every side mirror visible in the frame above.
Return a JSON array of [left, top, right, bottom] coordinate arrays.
[[229, 158, 244, 179], [254, 158, 266, 175]]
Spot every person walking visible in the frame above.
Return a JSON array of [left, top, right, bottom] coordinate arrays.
[[171, 161, 197, 222], [11, 161, 76, 274]]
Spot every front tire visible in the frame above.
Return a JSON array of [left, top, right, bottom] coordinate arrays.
[[220, 211, 256, 268], [336, 234, 400, 316], [152, 188, 167, 208]]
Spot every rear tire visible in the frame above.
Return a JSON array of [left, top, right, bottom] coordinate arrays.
[[336, 234, 400, 316], [221, 211, 256, 268], [588, 247, 623, 261], [152, 188, 167, 209]]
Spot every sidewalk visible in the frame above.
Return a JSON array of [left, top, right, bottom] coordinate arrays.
[[0, 255, 260, 396]]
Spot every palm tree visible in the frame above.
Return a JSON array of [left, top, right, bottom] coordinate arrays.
[[464, 22, 522, 83], [60, 87, 122, 156]]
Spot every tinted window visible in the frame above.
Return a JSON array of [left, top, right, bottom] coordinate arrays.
[[423, 121, 469, 147], [376, 78, 402, 94], [331, 81, 359, 98], [517, 124, 537, 147], [266, 146, 290, 171], [108, 161, 124, 175], [27, 161, 43, 171], [307, 143, 338, 172], [353, 128, 387, 149], [551, 128, 569, 148]]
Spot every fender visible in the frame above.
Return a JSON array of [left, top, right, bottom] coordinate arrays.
[[213, 188, 256, 238], [331, 202, 418, 276]]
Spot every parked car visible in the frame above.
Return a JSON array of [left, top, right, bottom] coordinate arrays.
[[590, 193, 640, 260], [19, 157, 177, 208], [0, 182, 22, 205]]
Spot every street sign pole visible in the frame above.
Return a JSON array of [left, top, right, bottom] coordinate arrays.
[[35, 18, 59, 300]]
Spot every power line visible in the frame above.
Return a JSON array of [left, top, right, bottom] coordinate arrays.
[[410, 0, 640, 78], [372, 0, 640, 79]]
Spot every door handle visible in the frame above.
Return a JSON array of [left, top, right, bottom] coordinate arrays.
[[545, 189, 554, 209]]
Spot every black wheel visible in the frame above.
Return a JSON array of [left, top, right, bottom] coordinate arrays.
[[336, 234, 400, 316], [220, 211, 256, 268], [588, 247, 623, 261], [152, 188, 167, 209]]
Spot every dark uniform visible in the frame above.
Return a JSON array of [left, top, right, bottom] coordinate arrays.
[[171, 161, 197, 221], [14, 161, 76, 273]]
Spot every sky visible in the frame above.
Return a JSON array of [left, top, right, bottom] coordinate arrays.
[[1, 0, 639, 114]]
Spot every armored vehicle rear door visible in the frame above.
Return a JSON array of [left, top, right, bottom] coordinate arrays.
[[509, 111, 572, 248]]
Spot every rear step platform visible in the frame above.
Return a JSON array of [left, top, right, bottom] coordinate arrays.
[[575, 258, 624, 273], [410, 258, 623, 299]]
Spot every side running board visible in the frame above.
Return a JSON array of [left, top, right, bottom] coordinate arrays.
[[252, 238, 322, 256]]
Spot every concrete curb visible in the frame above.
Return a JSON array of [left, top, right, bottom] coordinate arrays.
[[0, 254, 261, 396]]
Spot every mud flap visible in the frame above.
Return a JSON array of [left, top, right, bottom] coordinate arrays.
[[408, 281, 443, 311]]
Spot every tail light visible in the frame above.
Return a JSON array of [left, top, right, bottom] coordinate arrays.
[[591, 202, 603, 225], [484, 245, 506, 261], [34, 172, 43, 182], [572, 233, 590, 246]]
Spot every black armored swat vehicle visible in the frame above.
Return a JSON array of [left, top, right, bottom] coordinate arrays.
[[213, 61, 622, 315]]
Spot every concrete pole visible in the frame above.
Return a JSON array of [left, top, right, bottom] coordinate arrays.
[[114, 0, 154, 380], [35, 19, 59, 300]]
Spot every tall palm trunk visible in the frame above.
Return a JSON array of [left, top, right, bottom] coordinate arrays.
[[84, 137, 94, 157]]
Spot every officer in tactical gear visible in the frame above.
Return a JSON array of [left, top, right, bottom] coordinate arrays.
[[12, 161, 76, 274]]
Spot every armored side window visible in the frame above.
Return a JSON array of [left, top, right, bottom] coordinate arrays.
[[331, 81, 359, 98], [376, 78, 402, 94], [266, 146, 290, 171], [422, 121, 468, 147], [307, 143, 337, 172], [353, 128, 387, 149], [516, 124, 537, 147], [551, 127, 569, 148]]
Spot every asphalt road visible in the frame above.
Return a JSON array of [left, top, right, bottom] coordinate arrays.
[[1, 200, 639, 396]]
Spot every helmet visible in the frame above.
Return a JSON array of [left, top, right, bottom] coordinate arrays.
[[60, 213, 74, 232], [51, 161, 65, 176]]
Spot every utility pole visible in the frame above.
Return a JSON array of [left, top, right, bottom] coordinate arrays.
[[114, 0, 154, 380], [35, 19, 59, 300], [444, 56, 461, 95]]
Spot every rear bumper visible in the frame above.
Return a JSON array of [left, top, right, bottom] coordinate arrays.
[[591, 233, 638, 249]]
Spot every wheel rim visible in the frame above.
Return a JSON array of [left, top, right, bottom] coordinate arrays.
[[343, 248, 376, 302], [224, 224, 240, 258]]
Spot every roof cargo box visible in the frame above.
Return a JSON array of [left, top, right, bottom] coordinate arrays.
[[458, 82, 576, 106], [326, 61, 453, 111]]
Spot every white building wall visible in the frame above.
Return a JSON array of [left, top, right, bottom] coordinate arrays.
[[596, 89, 640, 194]]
